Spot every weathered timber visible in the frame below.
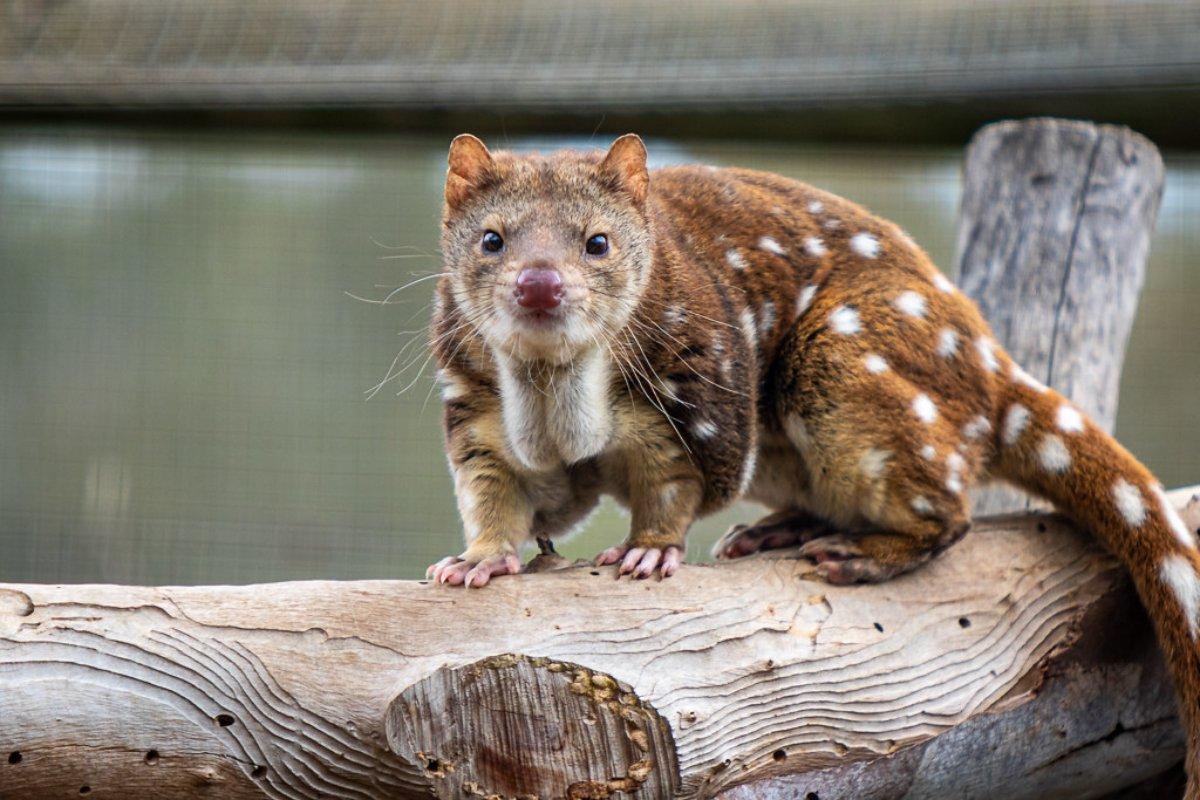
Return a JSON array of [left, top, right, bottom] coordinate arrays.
[[0, 489, 1196, 799], [954, 118, 1164, 514]]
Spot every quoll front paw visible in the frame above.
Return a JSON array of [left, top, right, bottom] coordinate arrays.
[[594, 544, 684, 579], [426, 552, 521, 588]]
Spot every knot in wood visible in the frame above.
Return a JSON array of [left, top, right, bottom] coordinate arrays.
[[385, 654, 677, 799]]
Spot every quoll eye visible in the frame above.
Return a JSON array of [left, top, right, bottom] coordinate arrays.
[[481, 230, 504, 253], [585, 234, 609, 256]]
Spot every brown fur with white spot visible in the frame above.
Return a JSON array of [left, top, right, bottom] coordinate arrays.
[[425, 135, 1200, 791]]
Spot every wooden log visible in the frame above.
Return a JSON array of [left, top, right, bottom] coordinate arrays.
[[954, 118, 1164, 514], [0, 488, 1196, 799]]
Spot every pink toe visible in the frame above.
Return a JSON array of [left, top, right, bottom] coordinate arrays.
[[595, 546, 625, 566], [634, 548, 661, 578], [661, 547, 683, 576], [620, 548, 646, 575]]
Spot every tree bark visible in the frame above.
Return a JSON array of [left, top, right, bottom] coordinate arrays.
[[954, 118, 1164, 514], [0, 489, 1196, 799]]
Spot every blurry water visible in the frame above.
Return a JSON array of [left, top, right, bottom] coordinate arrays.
[[1, 127, 1197, 584]]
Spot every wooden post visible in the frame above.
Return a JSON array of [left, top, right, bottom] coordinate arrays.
[[0, 119, 1181, 798], [955, 118, 1164, 513]]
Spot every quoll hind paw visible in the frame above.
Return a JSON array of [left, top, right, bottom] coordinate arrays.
[[798, 535, 897, 585], [426, 553, 521, 588], [594, 545, 683, 579], [713, 523, 805, 560]]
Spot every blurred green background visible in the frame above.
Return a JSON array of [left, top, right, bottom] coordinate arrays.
[[1, 0, 1199, 584]]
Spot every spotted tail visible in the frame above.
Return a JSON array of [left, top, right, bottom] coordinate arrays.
[[990, 365, 1200, 794]]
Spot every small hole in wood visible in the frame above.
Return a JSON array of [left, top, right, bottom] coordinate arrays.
[[1031, 174, 1054, 187], [873, 622, 883, 632], [773, 748, 786, 761], [251, 765, 267, 779], [215, 713, 236, 727], [144, 750, 159, 765], [806, 793, 819, 800], [425, 758, 440, 772], [79, 786, 91, 795], [959, 617, 971, 628], [1037, 522, 1047, 533], [8, 751, 21, 764], [590, 570, 600, 576]]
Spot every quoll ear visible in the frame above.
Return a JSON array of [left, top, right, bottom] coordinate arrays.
[[445, 134, 494, 209], [599, 133, 649, 205]]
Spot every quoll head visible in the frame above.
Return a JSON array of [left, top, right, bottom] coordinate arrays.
[[439, 134, 654, 363]]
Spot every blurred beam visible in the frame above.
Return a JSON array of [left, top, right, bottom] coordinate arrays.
[[0, 1, 1198, 110]]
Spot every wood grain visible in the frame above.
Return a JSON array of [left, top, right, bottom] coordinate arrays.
[[954, 118, 1164, 514], [1, 488, 1195, 798]]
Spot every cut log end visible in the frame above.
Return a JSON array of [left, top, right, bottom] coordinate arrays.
[[385, 654, 679, 799]]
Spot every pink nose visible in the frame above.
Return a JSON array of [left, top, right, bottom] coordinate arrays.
[[515, 268, 564, 311]]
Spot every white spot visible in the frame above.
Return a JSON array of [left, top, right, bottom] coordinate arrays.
[[962, 415, 991, 440], [975, 337, 999, 372], [932, 273, 956, 293], [864, 353, 889, 374], [1152, 485, 1197, 550], [946, 451, 966, 494], [725, 249, 748, 270], [850, 232, 880, 258], [803, 236, 828, 257], [859, 448, 891, 480], [919, 445, 937, 460], [740, 307, 757, 347], [737, 446, 759, 497], [796, 284, 818, 316], [785, 414, 813, 451], [1056, 405, 1085, 434], [1159, 554, 1200, 639], [758, 301, 777, 335], [807, 200, 824, 214], [692, 419, 718, 439], [663, 305, 687, 327], [911, 496, 935, 515], [721, 358, 732, 381], [936, 328, 960, 358], [829, 305, 861, 335], [1037, 435, 1072, 473], [823, 218, 841, 231], [1003, 404, 1030, 446], [1112, 478, 1147, 527], [659, 377, 680, 400], [912, 393, 938, 424], [893, 290, 927, 319], [437, 369, 467, 401], [1010, 363, 1049, 393], [758, 236, 786, 256]]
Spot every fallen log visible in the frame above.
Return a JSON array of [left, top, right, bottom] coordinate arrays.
[[0, 488, 1196, 799]]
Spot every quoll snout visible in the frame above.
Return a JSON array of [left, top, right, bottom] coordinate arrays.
[[515, 266, 565, 311]]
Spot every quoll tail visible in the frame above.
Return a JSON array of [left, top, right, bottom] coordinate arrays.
[[991, 365, 1200, 795]]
